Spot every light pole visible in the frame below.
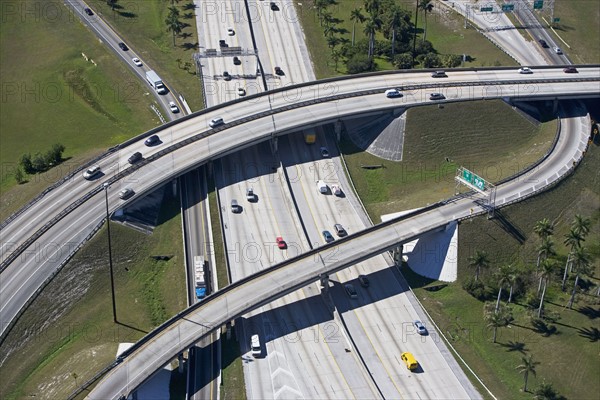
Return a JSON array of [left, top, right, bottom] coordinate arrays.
[[412, 0, 419, 66], [103, 182, 118, 323]]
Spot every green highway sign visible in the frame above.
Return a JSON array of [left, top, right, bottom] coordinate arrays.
[[474, 176, 486, 191], [461, 168, 486, 191], [502, 4, 515, 11], [533, 0, 543, 9], [462, 169, 473, 183], [481, 6, 493, 12]]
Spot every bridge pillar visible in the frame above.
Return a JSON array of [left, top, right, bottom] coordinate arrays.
[[552, 99, 558, 114], [335, 120, 342, 142], [271, 137, 278, 153], [392, 244, 404, 265], [178, 353, 184, 373], [320, 274, 329, 291]]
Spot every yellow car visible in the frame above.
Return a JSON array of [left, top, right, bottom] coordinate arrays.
[[401, 352, 419, 371]]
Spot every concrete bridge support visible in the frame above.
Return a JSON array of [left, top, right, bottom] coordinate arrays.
[[271, 137, 278, 153], [392, 244, 404, 265], [320, 274, 329, 291]]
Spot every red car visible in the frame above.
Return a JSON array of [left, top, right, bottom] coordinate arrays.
[[276, 237, 286, 249]]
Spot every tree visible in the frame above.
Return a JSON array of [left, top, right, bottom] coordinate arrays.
[[571, 214, 591, 237], [20, 153, 34, 174], [326, 34, 341, 51], [418, 52, 440, 68], [419, 0, 434, 41], [394, 53, 413, 69], [567, 246, 591, 309], [363, 16, 381, 60], [469, 250, 490, 282], [536, 237, 555, 271], [537, 258, 556, 317], [45, 143, 65, 166], [385, 5, 406, 59], [534, 381, 565, 400], [32, 152, 46, 172], [331, 49, 341, 71], [495, 264, 513, 312], [346, 53, 373, 74], [562, 228, 584, 290], [516, 354, 540, 392], [350, 8, 366, 46], [165, 6, 183, 47], [484, 302, 513, 343], [107, 0, 118, 10], [534, 218, 554, 240], [441, 54, 462, 68], [14, 167, 25, 184]]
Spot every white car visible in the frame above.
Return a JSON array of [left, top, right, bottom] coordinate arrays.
[[119, 188, 134, 200], [83, 165, 101, 180], [132, 57, 142, 67], [553, 47, 563, 55], [518, 67, 533, 74], [414, 320, 428, 335], [238, 87, 246, 96], [169, 101, 179, 113], [227, 27, 235, 36], [385, 88, 402, 98]]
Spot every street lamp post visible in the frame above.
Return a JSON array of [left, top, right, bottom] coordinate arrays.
[[103, 183, 118, 323]]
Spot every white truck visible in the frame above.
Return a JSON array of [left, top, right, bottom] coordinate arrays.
[[194, 256, 207, 301], [145, 70, 167, 94]]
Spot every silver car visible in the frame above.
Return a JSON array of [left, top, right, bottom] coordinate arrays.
[[414, 320, 428, 335]]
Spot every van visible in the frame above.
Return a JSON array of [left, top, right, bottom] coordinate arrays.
[[250, 334, 261, 357], [401, 352, 419, 371], [431, 70, 447, 78], [209, 117, 224, 128], [231, 199, 240, 213], [317, 180, 328, 194]]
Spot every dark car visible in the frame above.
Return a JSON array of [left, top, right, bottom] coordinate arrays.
[[358, 274, 370, 288], [118, 42, 128, 51], [538, 39, 548, 48], [128, 151, 142, 164], [563, 66, 578, 73], [219, 39, 228, 48], [84, 7, 93, 16], [119, 188, 135, 200], [429, 93, 445, 100], [322, 230, 334, 243], [145, 135, 160, 146], [274, 66, 284, 76], [233, 56, 241, 65], [334, 223, 347, 237], [223, 71, 232, 81], [270, 2, 279, 11]]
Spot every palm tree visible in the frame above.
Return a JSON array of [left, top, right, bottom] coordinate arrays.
[[419, 0, 434, 41], [533, 218, 554, 240], [495, 264, 512, 312], [363, 16, 381, 60], [165, 6, 182, 47], [386, 5, 405, 59], [484, 302, 512, 343], [469, 250, 490, 282], [536, 237, 555, 271], [567, 246, 591, 309], [516, 354, 540, 392], [571, 214, 591, 237], [537, 258, 556, 317], [350, 8, 365, 46], [364, 0, 381, 16], [562, 228, 583, 290]]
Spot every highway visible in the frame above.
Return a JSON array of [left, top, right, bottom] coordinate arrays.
[[1, 68, 598, 338], [85, 98, 592, 399]]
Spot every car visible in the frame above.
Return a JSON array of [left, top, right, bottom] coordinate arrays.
[[276, 236, 286, 249], [128, 151, 142, 164], [246, 188, 255, 201], [250, 334, 261, 357], [209, 117, 224, 128], [344, 283, 358, 299], [331, 184, 342, 196], [274, 66, 284, 76], [429, 93, 445, 100], [227, 27, 235, 36], [322, 230, 334, 243], [168, 101, 179, 113], [414, 320, 428, 335], [334, 223, 347, 237], [231, 199, 241, 213], [320, 146, 329, 157], [563, 66, 578, 73], [401, 352, 419, 371], [118, 42, 128, 51], [270, 2, 279, 11], [538, 39, 548, 48], [233, 56, 241, 65], [132, 57, 142, 67], [553, 46, 563, 55], [83, 165, 101, 180], [518, 67, 533, 74], [385, 88, 402, 98], [358, 274, 370, 288], [431, 70, 447, 78], [238, 87, 246, 96], [223, 71, 232, 81], [317, 180, 328, 194], [145, 135, 160, 146], [119, 188, 134, 200], [84, 7, 93, 16]]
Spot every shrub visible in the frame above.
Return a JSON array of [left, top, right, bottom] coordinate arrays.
[[346, 53, 374, 74]]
